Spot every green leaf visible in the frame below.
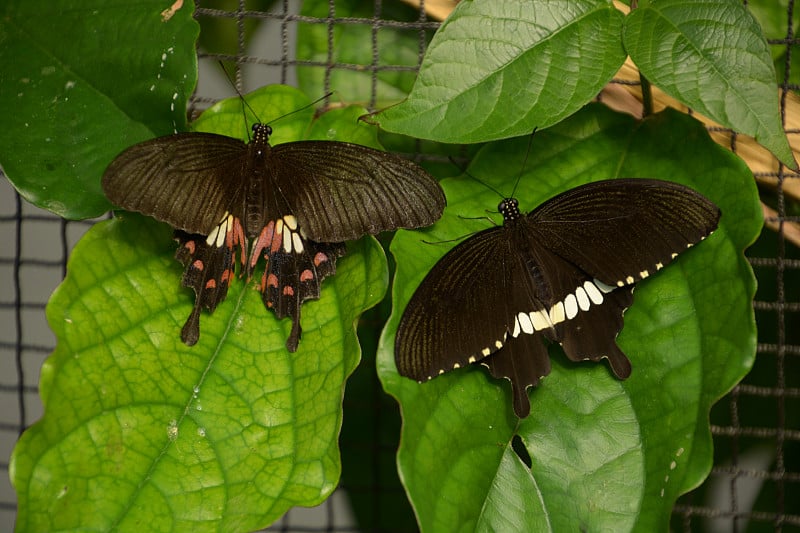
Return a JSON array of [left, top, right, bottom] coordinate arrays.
[[11, 86, 391, 532], [379, 104, 761, 531], [623, 0, 797, 169], [296, 0, 430, 107], [0, 0, 199, 219], [375, 0, 627, 143]]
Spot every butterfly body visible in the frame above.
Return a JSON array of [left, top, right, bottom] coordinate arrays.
[[395, 178, 720, 418], [103, 122, 445, 350]]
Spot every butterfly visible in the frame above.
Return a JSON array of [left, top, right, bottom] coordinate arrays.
[[102, 122, 445, 351], [394, 178, 720, 418]]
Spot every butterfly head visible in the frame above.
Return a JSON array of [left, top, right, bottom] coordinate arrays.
[[251, 123, 273, 151], [498, 198, 521, 223]]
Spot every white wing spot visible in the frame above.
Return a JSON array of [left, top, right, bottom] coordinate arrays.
[[495, 340, 503, 349], [564, 294, 579, 319], [625, 275, 635, 284], [512, 316, 522, 338], [283, 214, 298, 230], [452, 363, 461, 369], [671, 252, 678, 259], [472, 354, 481, 362], [549, 301, 565, 325], [584, 281, 604, 305], [656, 262, 664, 270], [594, 278, 615, 293], [639, 270, 649, 279], [529, 309, 551, 331], [292, 233, 304, 254], [282, 224, 293, 252], [206, 212, 232, 247], [575, 286, 591, 311], [517, 312, 534, 334]]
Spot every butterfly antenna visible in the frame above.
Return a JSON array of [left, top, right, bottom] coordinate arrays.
[[509, 128, 538, 199], [217, 61, 261, 140], [268, 92, 335, 125], [448, 155, 506, 200]]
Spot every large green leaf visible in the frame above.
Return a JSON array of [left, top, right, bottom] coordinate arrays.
[[379, 105, 761, 531], [0, 0, 199, 219], [296, 0, 430, 108], [11, 86, 391, 532], [623, 0, 796, 169], [375, 0, 626, 143]]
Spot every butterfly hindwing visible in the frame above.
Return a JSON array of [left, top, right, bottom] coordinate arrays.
[[174, 221, 243, 346], [249, 216, 346, 351]]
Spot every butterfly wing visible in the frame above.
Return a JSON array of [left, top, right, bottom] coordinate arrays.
[[174, 229, 241, 346], [528, 179, 720, 287], [268, 141, 446, 242], [395, 226, 552, 384], [102, 133, 249, 235], [248, 219, 346, 352]]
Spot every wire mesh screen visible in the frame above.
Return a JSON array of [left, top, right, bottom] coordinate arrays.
[[1, 0, 798, 531]]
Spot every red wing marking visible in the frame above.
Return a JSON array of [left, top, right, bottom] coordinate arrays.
[[176, 216, 346, 352], [250, 221, 276, 271], [313, 252, 328, 266]]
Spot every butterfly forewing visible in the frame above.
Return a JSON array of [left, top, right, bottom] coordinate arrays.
[[396, 226, 551, 381], [528, 179, 720, 287], [103, 133, 249, 236], [270, 141, 446, 242]]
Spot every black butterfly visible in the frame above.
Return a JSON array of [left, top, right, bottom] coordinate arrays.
[[394, 178, 720, 418], [102, 123, 445, 351]]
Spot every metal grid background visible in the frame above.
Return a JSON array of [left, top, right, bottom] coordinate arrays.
[[1, 0, 798, 531]]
